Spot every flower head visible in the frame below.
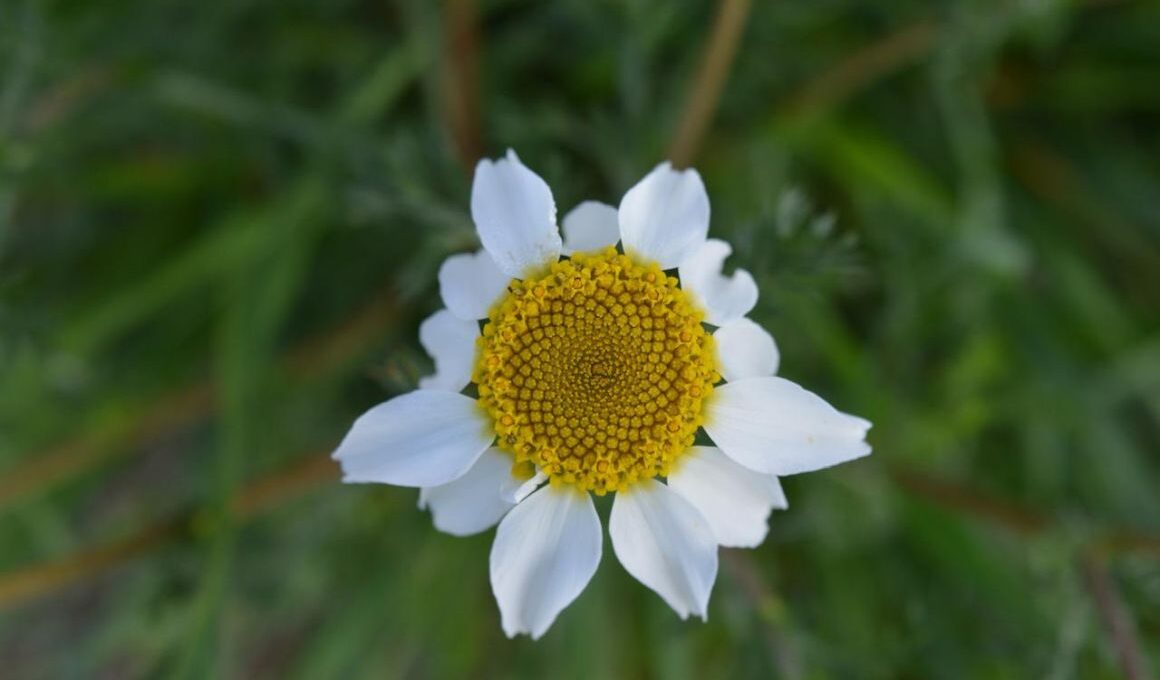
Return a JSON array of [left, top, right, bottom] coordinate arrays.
[[334, 150, 872, 639]]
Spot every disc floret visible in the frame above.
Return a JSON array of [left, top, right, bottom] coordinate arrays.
[[474, 248, 719, 494]]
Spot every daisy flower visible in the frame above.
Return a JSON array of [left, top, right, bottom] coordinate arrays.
[[333, 150, 872, 639]]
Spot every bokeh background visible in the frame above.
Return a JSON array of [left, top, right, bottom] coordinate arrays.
[[2, 0, 1159, 677]]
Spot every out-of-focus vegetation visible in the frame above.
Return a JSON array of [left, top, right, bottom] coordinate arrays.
[[1, 0, 1158, 677]]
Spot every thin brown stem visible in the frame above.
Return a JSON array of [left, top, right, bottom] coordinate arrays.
[[0, 289, 396, 512], [668, 0, 753, 168], [892, 465, 1160, 557], [5, 457, 1160, 616], [890, 466, 1050, 536], [441, 0, 482, 173], [26, 66, 113, 133], [0, 452, 336, 613], [1080, 552, 1154, 680], [0, 518, 188, 612], [0, 383, 215, 512], [229, 454, 337, 518], [783, 20, 937, 118]]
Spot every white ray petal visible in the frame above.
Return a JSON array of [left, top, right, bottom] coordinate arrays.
[[561, 201, 620, 255], [679, 239, 757, 326], [714, 317, 779, 381], [490, 485, 602, 639], [618, 162, 710, 269], [609, 479, 718, 619], [419, 448, 517, 536], [438, 250, 511, 320], [668, 446, 787, 548], [499, 468, 548, 504], [704, 377, 871, 476], [471, 149, 561, 278], [333, 390, 494, 487], [417, 309, 479, 392]]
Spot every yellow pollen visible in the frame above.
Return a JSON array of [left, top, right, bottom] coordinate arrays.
[[474, 248, 719, 494]]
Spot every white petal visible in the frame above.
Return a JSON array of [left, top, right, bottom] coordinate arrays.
[[471, 149, 561, 278], [704, 377, 872, 476], [438, 250, 511, 320], [333, 390, 494, 487], [618, 162, 710, 269], [679, 239, 758, 326], [499, 468, 548, 504], [490, 485, 602, 639], [419, 448, 517, 536], [417, 309, 479, 392], [668, 446, 787, 548], [609, 480, 718, 620], [561, 201, 620, 255], [713, 317, 779, 381]]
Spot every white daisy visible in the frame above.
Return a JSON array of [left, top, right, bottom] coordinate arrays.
[[334, 150, 872, 639]]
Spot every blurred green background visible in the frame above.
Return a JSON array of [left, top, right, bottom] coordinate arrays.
[[2, 0, 1159, 677]]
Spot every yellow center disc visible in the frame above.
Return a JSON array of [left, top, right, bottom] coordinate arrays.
[[474, 248, 719, 494]]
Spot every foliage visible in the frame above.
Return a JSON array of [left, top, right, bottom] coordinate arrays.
[[1, 0, 1158, 677]]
